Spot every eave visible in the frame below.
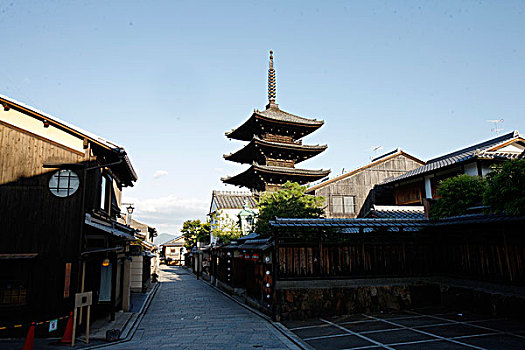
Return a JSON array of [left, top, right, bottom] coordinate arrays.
[[223, 136, 327, 164], [222, 164, 331, 191], [225, 110, 324, 141]]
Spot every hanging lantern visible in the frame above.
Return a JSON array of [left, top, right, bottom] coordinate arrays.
[[244, 252, 251, 260], [239, 253, 244, 259], [102, 258, 110, 267], [252, 253, 260, 262]]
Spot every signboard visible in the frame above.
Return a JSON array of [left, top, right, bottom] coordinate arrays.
[[49, 319, 58, 332], [75, 291, 93, 308], [63, 263, 71, 298]]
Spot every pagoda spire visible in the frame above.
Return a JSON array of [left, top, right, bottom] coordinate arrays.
[[267, 50, 278, 109]]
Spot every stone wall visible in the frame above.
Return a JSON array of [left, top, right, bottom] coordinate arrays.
[[273, 277, 525, 321], [275, 279, 440, 320]]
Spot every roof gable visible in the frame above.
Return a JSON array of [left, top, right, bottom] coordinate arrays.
[[0, 94, 138, 184], [306, 150, 424, 193], [162, 235, 185, 246], [383, 131, 523, 184]]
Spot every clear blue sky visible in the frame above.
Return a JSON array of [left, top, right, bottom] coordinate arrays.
[[2, 1, 524, 234]]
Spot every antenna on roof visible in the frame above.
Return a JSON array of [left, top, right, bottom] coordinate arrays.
[[267, 50, 278, 109], [487, 119, 504, 136], [370, 145, 383, 161]]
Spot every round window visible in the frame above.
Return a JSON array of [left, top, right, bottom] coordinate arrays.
[[48, 169, 80, 197]]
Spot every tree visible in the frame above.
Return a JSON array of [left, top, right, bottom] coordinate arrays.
[[181, 219, 210, 249], [255, 181, 325, 235], [430, 174, 487, 219], [484, 159, 525, 215], [210, 211, 242, 244]]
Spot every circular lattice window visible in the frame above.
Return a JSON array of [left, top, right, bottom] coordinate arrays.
[[48, 169, 80, 197]]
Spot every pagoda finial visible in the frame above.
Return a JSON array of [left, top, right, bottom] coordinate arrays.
[[267, 50, 277, 109]]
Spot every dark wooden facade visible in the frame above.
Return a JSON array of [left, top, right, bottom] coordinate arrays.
[[272, 217, 525, 286], [208, 216, 524, 320], [0, 95, 137, 334]]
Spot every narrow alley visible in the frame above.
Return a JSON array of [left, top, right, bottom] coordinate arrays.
[[106, 266, 300, 350]]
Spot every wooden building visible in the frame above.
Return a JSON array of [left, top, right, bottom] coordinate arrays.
[[222, 51, 330, 192], [0, 95, 138, 332], [381, 131, 525, 206], [305, 149, 424, 218]]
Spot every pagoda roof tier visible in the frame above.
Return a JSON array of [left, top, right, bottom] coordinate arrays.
[[224, 136, 327, 164], [222, 163, 331, 191], [225, 105, 324, 141]]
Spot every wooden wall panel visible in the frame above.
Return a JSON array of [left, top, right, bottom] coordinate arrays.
[[0, 123, 87, 185]]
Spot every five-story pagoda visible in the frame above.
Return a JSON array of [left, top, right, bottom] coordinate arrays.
[[222, 51, 330, 192]]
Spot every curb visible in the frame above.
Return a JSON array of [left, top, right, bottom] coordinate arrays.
[[83, 282, 160, 349], [200, 278, 311, 350]]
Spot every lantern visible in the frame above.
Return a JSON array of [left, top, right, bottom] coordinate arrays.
[[252, 253, 260, 262]]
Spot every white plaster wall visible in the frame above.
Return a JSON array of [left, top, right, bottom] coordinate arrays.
[[463, 162, 479, 176]]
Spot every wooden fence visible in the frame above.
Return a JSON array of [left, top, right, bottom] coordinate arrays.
[[275, 220, 525, 286]]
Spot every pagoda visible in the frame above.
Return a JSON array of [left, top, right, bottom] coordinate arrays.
[[222, 51, 330, 192]]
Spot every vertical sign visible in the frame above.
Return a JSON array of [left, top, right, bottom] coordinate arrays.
[[64, 263, 71, 298], [49, 319, 58, 332]]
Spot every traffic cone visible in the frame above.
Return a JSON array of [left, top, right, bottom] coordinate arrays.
[[60, 312, 73, 344], [22, 322, 35, 350]]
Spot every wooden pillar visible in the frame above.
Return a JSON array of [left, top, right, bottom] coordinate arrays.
[[122, 258, 131, 312]]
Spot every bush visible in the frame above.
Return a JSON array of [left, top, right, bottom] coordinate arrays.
[[430, 174, 487, 219], [484, 159, 525, 215], [255, 181, 325, 235]]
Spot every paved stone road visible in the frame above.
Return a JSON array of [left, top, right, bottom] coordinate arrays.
[[106, 266, 299, 350]]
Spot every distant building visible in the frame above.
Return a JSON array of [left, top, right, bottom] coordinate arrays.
[[0, 94, 138, 328], [222, 51, 330, 192], [305, 149, 424, 218], [209, 191, 258, 244], [380, 131, 525, 206], [118, 215, 158, 293], [160, 236, 186, 265]]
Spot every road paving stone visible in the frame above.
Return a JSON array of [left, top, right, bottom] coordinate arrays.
[[104, 266, 297, 349], [282, 308, 525, 350]]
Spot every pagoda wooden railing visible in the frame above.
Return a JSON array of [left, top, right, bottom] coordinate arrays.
[[266, 159, 295, 168], [263, 134, 302, 145]]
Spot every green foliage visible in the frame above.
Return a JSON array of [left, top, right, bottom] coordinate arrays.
[[181, 219, 210, 249], [255, 181, 325, 235], [484, 159, 525, 215], [210, 211, 242, 244], [430, 174, 487, 219]]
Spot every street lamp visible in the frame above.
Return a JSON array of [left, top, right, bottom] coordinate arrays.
[[122, 203, 134, 224]]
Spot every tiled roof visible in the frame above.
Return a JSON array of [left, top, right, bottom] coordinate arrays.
[[365, 205, 425, 220], [383, 131, 522, 184], [270, 217, 429, 228], [254, 105, 324, 126], [270, 214, 525, 230], [212, 191, 257, 209]]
